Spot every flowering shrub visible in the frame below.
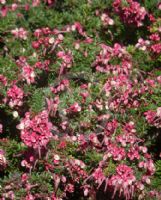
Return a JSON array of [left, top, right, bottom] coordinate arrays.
[[0, 0, 161, 199]]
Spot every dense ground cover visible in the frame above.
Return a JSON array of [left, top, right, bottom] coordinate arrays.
[[0, 0, 161, 199]]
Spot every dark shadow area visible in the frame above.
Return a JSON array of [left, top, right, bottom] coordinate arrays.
[[0, 108, 20, 141], [145, 127, 161, 160]]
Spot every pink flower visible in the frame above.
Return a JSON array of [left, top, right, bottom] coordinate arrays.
[[1, 6, 8, 17], [109, 164, 136, 199], [32, 0, 40, 7], [72, 22, 87, 37], [127, 147, 140, 160], [92, 167, 105, 184], [142, 175, 151, 185], [144, 108, 161, 128], [44, 0, 56, 6], [32, 41, 40, 49], [135, 38, 150, 51], [149, 33, 160, 41], [21, 173, 28, 183], [113, 0, 147, 27], [11, 3, 18, 11], [106, 144, 126, 161], [101, 13, 114, 26], [105, 119, 118, 135], [6, 85, 24, 108], [4, 191, 15, 200], [0, 74, 7, 86], [123, 121, 136, 134], [11, 28, 28, 40], [149, 190, 160, 198], [51, 79, 69, 94], [22, 65, 35, 85], [157, 76, 161, 83], [151, 43, 161, 54], [89, 133, 100, 146], [158, 3, 161, 10], [57, 51, 73, 65], [116, 133, 137, 147], [34, 60, 50, 71], [17, 111, 52, 149], [146, 160, 155, 175], [34, 29, 42, 38], [57, 51, 73, 74], [67, 102, 81, 113], [139, 146, 147, 154], [144, 110, 156, 124], [53, 154, 60, 165], [93, 43, 131, 75], [25, 194, 35, 200], [65, 184, 74, 193], [80, 92, 89, 103], [0, 0, 6, 4], [156, 107, 161, 117]]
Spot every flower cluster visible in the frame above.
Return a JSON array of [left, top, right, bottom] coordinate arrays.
[[22, 65, 36, 85], [0, 74, 7, 86], [5, 85, 24, 108], [51, 79, 69, 94], [0, 0, 161, 199], [135, 38, 150, 51], [113, 0, 147, 27], [148, 19, 161, 55], [109, 164, 136, 199], [101, 12, 114, 26], [11, 28, 28, 40], [144, 107, 161, 128], [92, 43, 131, 75], [17, 110, 52, 149], [87, 121, 155, 199]]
